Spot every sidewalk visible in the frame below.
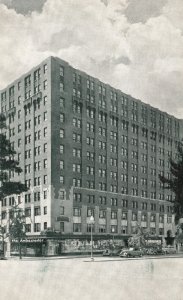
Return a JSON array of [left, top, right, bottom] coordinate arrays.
[[5, 252, 183, 261], [6, 254, 90, 261]]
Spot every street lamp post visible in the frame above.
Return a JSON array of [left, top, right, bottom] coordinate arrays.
[[90, 216, 95, 261]]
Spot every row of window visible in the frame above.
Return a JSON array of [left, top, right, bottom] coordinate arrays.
[[68, 134, 176, 157], [24, 206, 47, 217], [25, 159, 48, 173], [61, 112, 179, 142], [0, 219, 166, 235], [23, 222, 165, 235], [24, 175, 48, 188], [60, 158, 171, 180], [72, 149, 171, 170], [73, 194, 173, 212], [62, 162, 169, 185], [1, 205, 47, 219], [72, 208, 167, 222], [0, 221, 48, 233], [1, 63, 176, 132], [2, 94, 47, 115], [72, 223, 165, 235], [17, 125, 48, 137], [0, 62, 180, 139], [65, 98, 176, 132], [59, 101, 176, 136], [25, 222, 47, 233], [1, 191, 48, 207]]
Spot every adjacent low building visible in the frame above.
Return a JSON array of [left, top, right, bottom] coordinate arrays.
[[0, 56, 182, 255]]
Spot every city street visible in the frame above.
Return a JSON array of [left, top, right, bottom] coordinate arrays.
[[0, 255, 183, 300]]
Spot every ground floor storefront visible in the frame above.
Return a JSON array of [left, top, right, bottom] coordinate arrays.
[[2, 234, 176, 257], [9, 235, 129, 257]]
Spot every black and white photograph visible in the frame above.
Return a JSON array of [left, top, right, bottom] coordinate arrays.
[[0, 1, 183, 299]]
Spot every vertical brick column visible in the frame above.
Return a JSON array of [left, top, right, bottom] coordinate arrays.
[[106, 207, 111, 233], [127, 210, 132, 235], [81, 205, 87, 233]]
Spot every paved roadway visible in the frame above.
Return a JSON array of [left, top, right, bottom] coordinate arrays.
[[0, 255, 183, 300]]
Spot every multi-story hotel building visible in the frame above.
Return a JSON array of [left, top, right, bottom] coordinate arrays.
[[0, 56, 182, 254]]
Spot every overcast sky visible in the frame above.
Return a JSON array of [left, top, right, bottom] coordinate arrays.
[[0, 0, 183, 118]]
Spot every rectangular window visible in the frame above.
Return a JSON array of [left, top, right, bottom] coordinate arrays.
[[44, 206, 47, 215], [99, 196, 107, 205], [44, 159, 47, 169], [60, 129, 64, 138], [25, 208, 31, 217], [44, 127, 47, 137], [87, 208, 94, 217], [99, 225, 106, 233], [132, 213, 137, 221], [44, 190, 47, 199], [132, 201, 138, 209], [34, 223, 41, 232], [60, 82, 64, 92], [25, 194, 31, 203], [73, 223, 82, 232], [121, 226, 127, 234], [122, 200, 128, 208], [60, 66, 64, 77], [141, 214, 147, 221], [73, 178, 82, 187], [150, 215, 156, 222], [44, 111, 47, 121], [44, 175, 47, 185], [44, 143, 47, 153], [25, 224, 31, 232], [43, 80, 48, 90], [73, 193, 82, 202], [43, 64, 47, 74], [34, 207, 41, 216], [73, 208, 81, 216], [99, 210, 106, 218], [111, 211, 117, 219], [60, 97, 65, 107], [111, 198, 118, 206], [34, 192, 40, 201], [60, 113, 65, 123]]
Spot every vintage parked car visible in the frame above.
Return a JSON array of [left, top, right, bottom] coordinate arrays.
[[103, 248, 122, 257], [120, 248, 143, 258], [126, 249, 143, 258], [154, 247, 166, 255], [119, 248, 131, 257]]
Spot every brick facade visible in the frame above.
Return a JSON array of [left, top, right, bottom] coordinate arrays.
[[0, 56, 182, 240]]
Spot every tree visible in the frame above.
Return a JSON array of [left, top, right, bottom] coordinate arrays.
[[0, 225, 6, 255], [159, 141, 183, 223], [128, 223, 150, 248], [9, 204, 26, 259], [0, 113, 28, 257], [0, 113, 27, 199]]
